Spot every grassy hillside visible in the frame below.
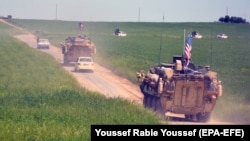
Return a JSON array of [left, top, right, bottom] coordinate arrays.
[[0, 21, 163, 140], [6, 19, 250, 124]]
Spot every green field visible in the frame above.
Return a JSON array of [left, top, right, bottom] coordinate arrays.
[[1, 18, 250, 139], [0, 20, 162, 140]]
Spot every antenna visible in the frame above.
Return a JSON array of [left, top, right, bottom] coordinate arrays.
[[183, 29, 186, 56], [138, 8, 140, 22], [210, 30, 213, 68], [158, 13, 165, 64], [55, 4, 58, 20]]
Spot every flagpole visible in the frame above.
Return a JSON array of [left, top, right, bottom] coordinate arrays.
[[183, 29, 186, 56], [210, 30, 213, 68]]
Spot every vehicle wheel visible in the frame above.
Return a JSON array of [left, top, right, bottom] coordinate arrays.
[[63, 58, 69, 65], [74, 67, 78, 72], [147, 95, 153, 109], [196, 112, 211, 122], [144, 95, 151, 108], [151, 97, 157, 111], [144, 95, 152, 108], [155, 98, 164, 114], [185, 114, 196, 121], [143, 95, 147, 107]]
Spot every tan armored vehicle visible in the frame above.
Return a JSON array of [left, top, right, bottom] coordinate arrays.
[[137, 55, 223, 122], [61, 35, 96, 65]]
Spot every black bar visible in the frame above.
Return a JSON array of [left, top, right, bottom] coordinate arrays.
[[91, 125, 250, 141]]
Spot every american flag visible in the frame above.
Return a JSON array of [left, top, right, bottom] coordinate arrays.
[[184, 34, 193, 66]]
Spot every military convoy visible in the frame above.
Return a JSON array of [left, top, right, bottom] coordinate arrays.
[[136, 55, 223, 122], [60, 35, 96, 65], [60, 32, 222, 122]]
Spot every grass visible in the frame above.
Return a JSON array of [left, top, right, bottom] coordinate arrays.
[[8, 19, 250, 124], [1, 19, 250, 139], [0, 21, 163, 140]]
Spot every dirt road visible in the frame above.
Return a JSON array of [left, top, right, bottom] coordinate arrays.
[[14, 34, 143, 105], [1, 19, 235, 124], [1, 18, 143, 104], [15, 34, 234, 125]]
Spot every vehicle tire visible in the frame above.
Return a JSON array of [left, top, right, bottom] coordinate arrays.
[[196, 112, 211, 122], [143, 95, 149, 108], [185, 114, 195, 121], [151, 97, 157, 111], [144, 94, 152, 108], [63, 57, 69, 65], [155, 98, 164, 114], [74, 67, 78, 72], [147, 95, 153, 109]]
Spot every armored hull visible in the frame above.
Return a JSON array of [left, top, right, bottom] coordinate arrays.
[[61, 35, 96, 65], [137, 56, 222, 122]]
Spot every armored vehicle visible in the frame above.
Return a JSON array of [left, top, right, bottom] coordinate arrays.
[[61, 35, 96, 65], [136, 55, 223, 122]]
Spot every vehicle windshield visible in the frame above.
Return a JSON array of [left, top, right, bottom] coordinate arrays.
[[39, 39, 49, 42], [79, 58, 92, 62]]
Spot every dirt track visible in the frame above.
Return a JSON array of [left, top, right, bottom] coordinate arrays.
[[0, 19, 143, 104], [13, 33, 143, 105], [1, 19, 235, 125]]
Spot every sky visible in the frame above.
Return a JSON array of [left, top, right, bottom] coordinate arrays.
[[1, 0, 250, 22]]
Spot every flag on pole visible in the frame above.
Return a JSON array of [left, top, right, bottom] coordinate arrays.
[[184, 34, 193, 66], [79, 22, 84, 31]]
